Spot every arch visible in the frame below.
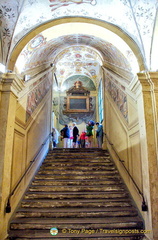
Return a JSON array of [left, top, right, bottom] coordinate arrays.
[[63, 74, 96, 91], [8, 17, 146, 71]]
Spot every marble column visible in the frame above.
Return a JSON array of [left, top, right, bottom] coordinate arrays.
[[137, 71, 158, 240]]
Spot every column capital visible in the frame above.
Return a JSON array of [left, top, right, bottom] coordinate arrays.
[[137, 71, 158, 92], [0, 73, 25, 97]]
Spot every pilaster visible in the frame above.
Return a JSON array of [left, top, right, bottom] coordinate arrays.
[[137, 71, 158, 240], [0, 73, 24, 237]]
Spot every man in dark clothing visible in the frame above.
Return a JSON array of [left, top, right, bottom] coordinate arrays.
[[61, 124, 70, 148], [95, 122, 103, 148], [72, 122, 79, 148]]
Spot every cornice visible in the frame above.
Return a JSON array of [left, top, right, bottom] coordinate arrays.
[[1, 73, 25, 97]]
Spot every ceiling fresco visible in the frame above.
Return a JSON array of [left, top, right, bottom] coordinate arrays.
[[15, 33, 135, 86], [0, 0, 158, 82]]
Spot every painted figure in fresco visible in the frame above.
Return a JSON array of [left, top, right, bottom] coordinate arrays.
[[49, 0, 97, 11]]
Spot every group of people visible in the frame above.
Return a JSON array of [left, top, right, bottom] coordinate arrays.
[[51, 121, 103, 149], [60, 122, 79, 148], [86, 120, 103, 148], [52, 121, 103, 148]]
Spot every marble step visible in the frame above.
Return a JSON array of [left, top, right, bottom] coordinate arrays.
[[8, 149, 144, 239], [24, 191, 129, 200], [31, 179, 123, 186], [34, 174, 121, 180], [41, 161, 113, 167], [10, 216, 143, 229], [37, 170, 118, 175], [8, 236, 144, 240], [49, 148, 108, 153], [40, 166, 116, 172], [8, 230, 144, 239], [28, 185, 125, 192], [45, 155, 110, 161], [15, 207, 138, 218], [21, 199, 132, 208]]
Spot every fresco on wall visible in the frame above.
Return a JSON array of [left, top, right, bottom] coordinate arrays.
[[105, 72, 128, 122], [26, 73, 52, 121], [55, 96, 96, 125], [62, 75, 96, 91]]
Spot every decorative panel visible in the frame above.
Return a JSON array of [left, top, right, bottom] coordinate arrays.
[[11, 131, 24, 190]]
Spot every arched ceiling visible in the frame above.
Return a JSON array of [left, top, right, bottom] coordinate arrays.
[[1, 0, 158, 82], [15, 22, 140, 87]]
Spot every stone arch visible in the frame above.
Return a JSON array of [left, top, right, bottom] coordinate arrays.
[[8, 17, 146, 71]]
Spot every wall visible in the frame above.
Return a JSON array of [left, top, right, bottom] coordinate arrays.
[[103, 68, 144, 216], [0, 69, 53, 240]]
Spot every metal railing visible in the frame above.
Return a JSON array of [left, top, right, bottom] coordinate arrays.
[[6, 134, 51, 213], [104, 132, 148, 211]]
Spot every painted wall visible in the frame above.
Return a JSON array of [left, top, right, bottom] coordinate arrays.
[[103, 68, 155, 239], [103, 68, 143, 212], [0, 70, 52, 239]]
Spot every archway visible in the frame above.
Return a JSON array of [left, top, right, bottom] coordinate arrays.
[[8, 17, 145, 72]]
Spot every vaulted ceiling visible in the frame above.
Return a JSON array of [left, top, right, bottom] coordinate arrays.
[[1, 0, 158, 86]]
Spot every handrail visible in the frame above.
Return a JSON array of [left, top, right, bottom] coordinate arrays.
[[6, 133, 51, 213], [104, 132, 148, 211]]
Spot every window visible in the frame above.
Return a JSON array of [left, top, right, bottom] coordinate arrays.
[[98, 80, 104, 122]]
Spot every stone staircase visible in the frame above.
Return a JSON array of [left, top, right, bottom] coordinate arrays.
[[8, 148, 144, 239]]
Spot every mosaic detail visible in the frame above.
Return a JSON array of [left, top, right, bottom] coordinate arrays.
[[26, 72, 52, 121], [105, 71, 128, 122]]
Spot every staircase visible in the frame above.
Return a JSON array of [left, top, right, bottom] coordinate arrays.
[[8, 148, 144, 239]]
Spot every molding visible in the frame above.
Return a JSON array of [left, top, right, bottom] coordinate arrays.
[[1, 73, 25, 97]]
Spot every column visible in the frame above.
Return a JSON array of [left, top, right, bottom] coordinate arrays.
[[137, 71, 158, 240]]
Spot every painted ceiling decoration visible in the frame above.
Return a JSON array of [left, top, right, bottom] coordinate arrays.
[[15, 33, 135, 86], [0, 0, 158, 79], [62, 75, 96, 91]]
